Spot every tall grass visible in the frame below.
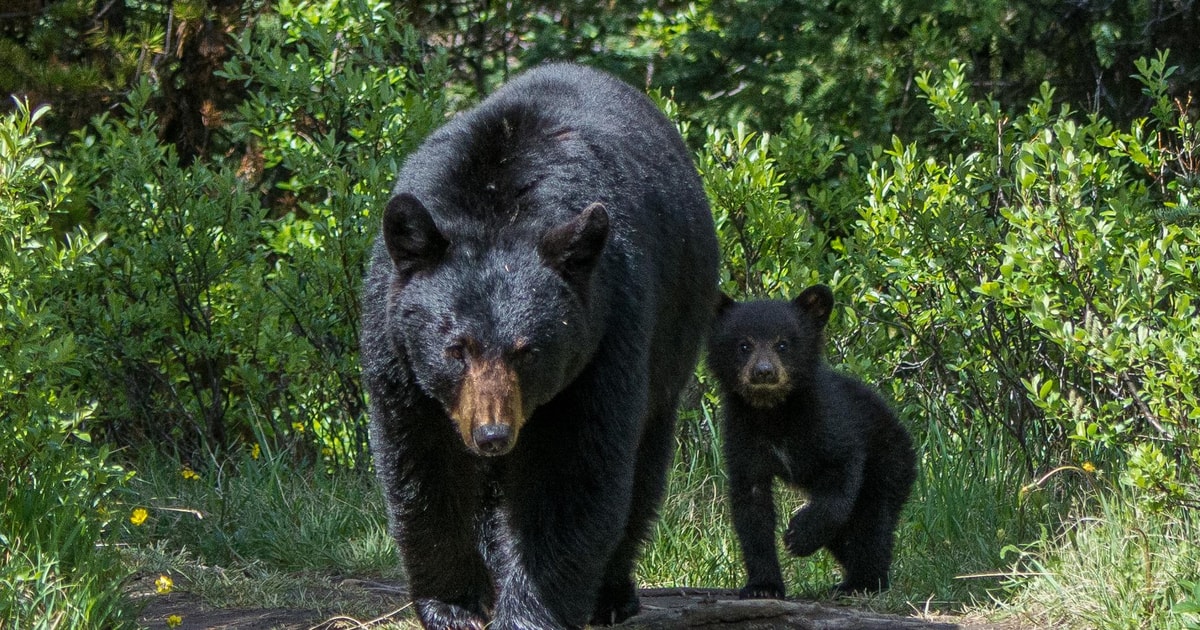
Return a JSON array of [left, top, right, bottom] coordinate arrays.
[[118, 447, 403, 620], [895, 407, 1061, 609], [121, 449, 396, 577], [2, 446, 133, 629], [1001, 485, 1200, 630], [639, 407, 744, 590]]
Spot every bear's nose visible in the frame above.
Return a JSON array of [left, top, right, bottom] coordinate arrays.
[[473, 424, 513, 456], [750, 361, 778, 384]]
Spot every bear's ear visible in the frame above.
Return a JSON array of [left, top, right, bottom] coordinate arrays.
[[716, 292, 737, 318], [383, 193, 449, 277], [539, 202, 610, 283], [793, 284, 834, 327]]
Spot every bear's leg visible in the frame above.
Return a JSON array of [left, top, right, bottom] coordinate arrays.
[[783, 460, 864, 558], [399, 484, 493, 629], [488, 396, 643, 629], [372, 407, 493, 630], [725, 442, 786, 600], [386, 446, 494, 624], [730, 482, 786, 599], [403, 520, 492, 627], [591, 408, 678, 625], [489, 470, 634, 629], [825, 498, 902, 593]]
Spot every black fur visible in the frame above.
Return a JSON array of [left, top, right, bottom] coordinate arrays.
[[707, 285, 916, 598], [361, 63, 719, 629]]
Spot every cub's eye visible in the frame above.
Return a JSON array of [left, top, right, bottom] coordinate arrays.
[[737, 341, 752, 354], [445, 344, 465, 362], [776, 341, 789, 353]]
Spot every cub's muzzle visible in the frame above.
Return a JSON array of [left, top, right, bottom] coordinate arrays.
[[738, 345, 791, 409]]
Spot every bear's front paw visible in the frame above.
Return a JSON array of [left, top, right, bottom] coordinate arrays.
[[739, 580, 786, 600], [414, 598, 488, 630], [782, 523, 823, 557], [590, 578, 640, 626]]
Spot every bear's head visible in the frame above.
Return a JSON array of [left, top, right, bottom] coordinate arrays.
[[707, 284, 833, 409], [381, 193, 610, 456]]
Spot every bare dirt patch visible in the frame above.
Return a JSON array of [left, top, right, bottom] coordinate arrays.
[[134, 578, 1027, 630]]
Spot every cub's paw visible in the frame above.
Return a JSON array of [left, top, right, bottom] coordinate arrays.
[[782, 523, 822, 558], [738, 580, 786, 600]]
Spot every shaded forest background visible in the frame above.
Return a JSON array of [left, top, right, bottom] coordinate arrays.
[[6, 0, 1200, 153], [3, 1, 1200, 628]]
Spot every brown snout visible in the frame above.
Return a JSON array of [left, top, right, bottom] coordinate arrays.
[[738, 345, 791, 409], [450, 357, 524, 456]]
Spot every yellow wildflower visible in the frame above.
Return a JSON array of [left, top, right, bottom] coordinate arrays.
[[155, 574, 174, 595], [1082, 461, 1097, 473], [250, 443, 261, 460], [166, 614, 183, 628], [292, 422, 305, 433], [181, 467, 199, 481], [130, 508, 149, 526]]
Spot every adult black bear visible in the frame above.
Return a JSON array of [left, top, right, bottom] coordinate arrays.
[[360, 63, 719, 629], [707, 285, 916, 598]]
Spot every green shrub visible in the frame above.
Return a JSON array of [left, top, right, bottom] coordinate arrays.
[[217, 0, 448, 466], [65, 82, 272, 460], [837, 55, 1200, 501], [1, 100, 133, 628], [992, 52, 1200, 509], [698, 112, 864, 298], [700, 121, 818, 296], [61, 0, 447, 466]]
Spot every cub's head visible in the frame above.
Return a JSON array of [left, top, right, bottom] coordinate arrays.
[[380, 193, 609, 456], [707, 284, 833, 409]]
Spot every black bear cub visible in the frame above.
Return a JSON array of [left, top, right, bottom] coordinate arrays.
[[707, 284, 916, 599]]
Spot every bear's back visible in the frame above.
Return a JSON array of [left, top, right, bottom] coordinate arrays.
[[393, 63, 705, 241]]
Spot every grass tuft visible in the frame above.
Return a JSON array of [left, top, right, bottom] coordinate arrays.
[[120, 449, 398, 581], [999, 487, 1200, 630]]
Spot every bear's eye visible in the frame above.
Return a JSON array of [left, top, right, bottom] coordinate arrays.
[[776, 341, 788, 353], [737, 341, 752, 354], [513, 346, 539, 367], [445, 344, 465, 362]]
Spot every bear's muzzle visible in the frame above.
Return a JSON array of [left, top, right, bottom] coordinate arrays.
[[450, 356, 524, 456]]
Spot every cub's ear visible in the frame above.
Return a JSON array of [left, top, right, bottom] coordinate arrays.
[[539, 202, 610, 284], [793, 284, 834, 327], [383, 193, 448, 278], [716, 292, 737, 318]]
